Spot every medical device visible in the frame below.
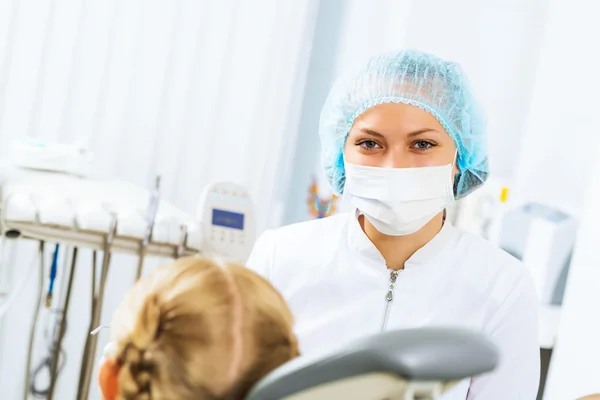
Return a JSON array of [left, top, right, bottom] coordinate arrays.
[[497, 202, 578, 305], [6, 138, 91, 177], [0, 163, 256, 399], [196, 182, 255, 263]]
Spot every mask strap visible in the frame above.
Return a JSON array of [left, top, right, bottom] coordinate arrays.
[[448, 150, 459, 202], [449, 150, 458, 180]]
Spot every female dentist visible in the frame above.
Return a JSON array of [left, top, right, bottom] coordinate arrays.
[[246, 49, 540, 399]]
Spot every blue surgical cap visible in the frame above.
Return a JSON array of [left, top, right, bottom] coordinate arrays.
[[319, 49, 488, 199]]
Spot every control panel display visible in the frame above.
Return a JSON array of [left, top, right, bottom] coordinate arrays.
[[212, 209, 244, 230]]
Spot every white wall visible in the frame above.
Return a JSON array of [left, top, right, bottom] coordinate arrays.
[[510, 0, 600, 219], [545, 154, 600, 399], [527, 0, 600, 396]]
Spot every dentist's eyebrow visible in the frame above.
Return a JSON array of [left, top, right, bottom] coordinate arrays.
[[359, 128, 440, 138], [406, 128, 440, 138], [359, 128, 385, 138]]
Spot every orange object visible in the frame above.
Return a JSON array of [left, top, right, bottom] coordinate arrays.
[[499, 187, 509, 203], [98, 357, 120, 400]]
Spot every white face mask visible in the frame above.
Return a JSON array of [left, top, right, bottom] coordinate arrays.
[[344, 158, 456, 236]]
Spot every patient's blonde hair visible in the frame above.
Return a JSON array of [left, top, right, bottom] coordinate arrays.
[[109, 256, 299, 399]]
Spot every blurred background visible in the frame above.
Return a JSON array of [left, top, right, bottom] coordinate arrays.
[[0, 0, 599, 399]]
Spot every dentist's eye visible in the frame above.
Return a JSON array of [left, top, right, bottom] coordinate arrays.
[[357, 140, 382, 150], [412, 140, 436, 150]]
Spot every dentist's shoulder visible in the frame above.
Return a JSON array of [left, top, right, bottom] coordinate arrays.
[[245, 212, 350, 280], [448, 224, 535, 300]]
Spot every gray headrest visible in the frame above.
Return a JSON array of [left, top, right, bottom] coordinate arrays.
[[247, 327, 499, 400]]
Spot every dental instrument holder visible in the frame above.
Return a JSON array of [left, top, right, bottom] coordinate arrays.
[[77, 218, 117, 400], [46, 247, 78, 400], [23, 241, 45, 400], [135, 176, 161, 280], [175, 224, 188, 259]]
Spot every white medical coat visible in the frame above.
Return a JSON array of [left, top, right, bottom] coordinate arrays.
[[246, 212, 540, 399]]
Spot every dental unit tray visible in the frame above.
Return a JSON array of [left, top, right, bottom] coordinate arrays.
[[0, 167, 204, 257]]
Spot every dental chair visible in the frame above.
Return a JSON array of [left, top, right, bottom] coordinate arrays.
[[247, 327, 498, 400]]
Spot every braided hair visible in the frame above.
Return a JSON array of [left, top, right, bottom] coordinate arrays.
[[107, 257, 299, 400]]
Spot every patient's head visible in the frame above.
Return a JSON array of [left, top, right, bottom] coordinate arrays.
[[100, 256, 299, 400]]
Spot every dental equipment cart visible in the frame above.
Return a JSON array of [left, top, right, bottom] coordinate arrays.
[[0, 166, 255, 400]]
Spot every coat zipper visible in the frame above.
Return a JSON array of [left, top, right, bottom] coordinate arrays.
[[381, 269, 399, 331]]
